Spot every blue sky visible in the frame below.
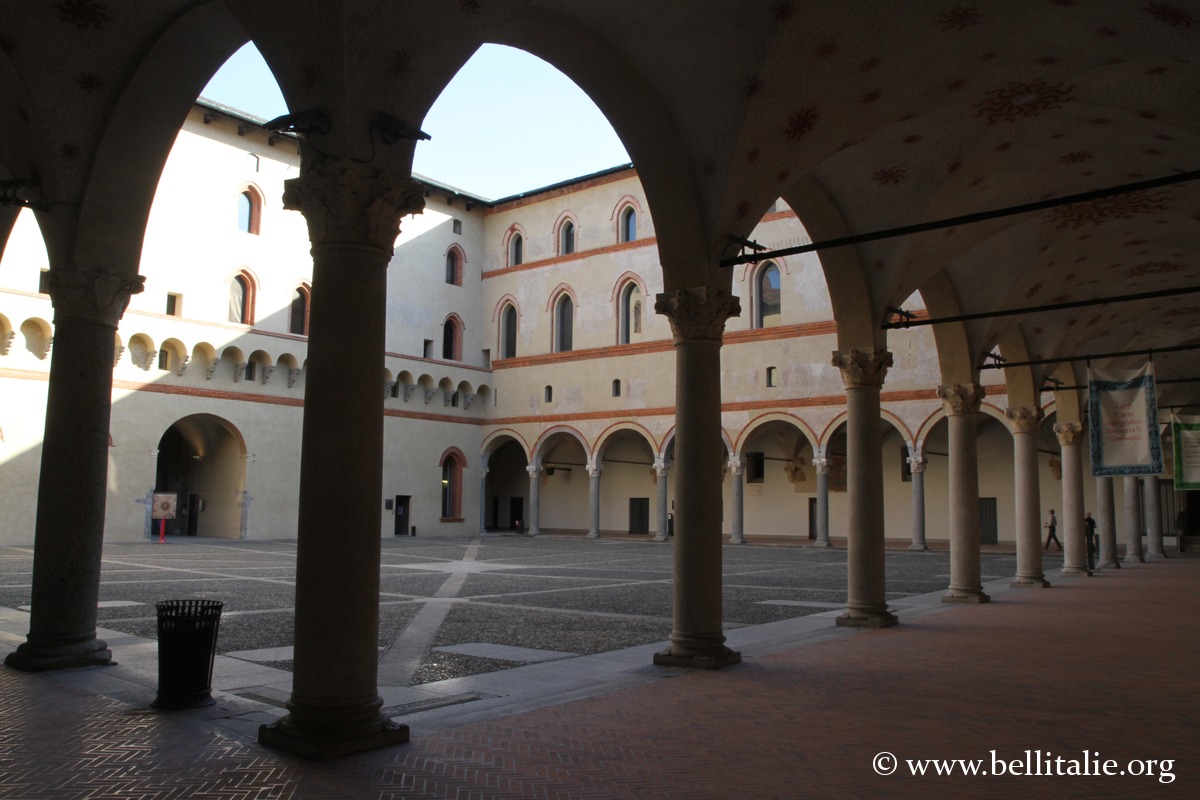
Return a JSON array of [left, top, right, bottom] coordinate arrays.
[[201, 43, 630, 200]]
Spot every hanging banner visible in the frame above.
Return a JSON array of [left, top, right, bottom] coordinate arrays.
[[1173, 414, 1200, 490], [1088, 363, 1163, 476]]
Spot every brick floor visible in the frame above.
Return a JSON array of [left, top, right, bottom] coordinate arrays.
[[1, 554, 1196, 798]]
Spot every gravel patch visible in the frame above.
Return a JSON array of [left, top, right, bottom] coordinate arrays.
[[409, 651, 520, 685], [434, 603, 670, 655]]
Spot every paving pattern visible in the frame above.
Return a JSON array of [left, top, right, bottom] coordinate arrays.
[[1, 536, 1194, 798]]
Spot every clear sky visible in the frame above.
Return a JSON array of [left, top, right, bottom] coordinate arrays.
[[200, 43, 630, 201]]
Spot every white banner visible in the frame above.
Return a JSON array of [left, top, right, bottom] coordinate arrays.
[[1088, 363, 1163, 476], [1173, 414, 1200, 490]]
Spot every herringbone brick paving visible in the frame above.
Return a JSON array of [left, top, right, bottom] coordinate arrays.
[[2, 557, 1196, 798]]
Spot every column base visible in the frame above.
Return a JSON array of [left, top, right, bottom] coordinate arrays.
[[1096, 559, 1120, 570], [908, 543, 928, 551], [728, 535, 746, 545], [836, 608, 898, 628], [1059, 566, 1093, 577], [810, 539, 832, 548], [525, 530, 539, 538], [259, 716, 409, 760], [585, 531, 600, 540], [4, 636, 113, 672], [1123, 554, 1144, 564], [1145, 549, 1166, 560], [653, 646, 741, 670], [652, 534, 669, 543], [1010, 576, 1051, 588], [942, 589, 990, 604]]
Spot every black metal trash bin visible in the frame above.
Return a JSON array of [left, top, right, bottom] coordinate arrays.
[[153, 599, 224, 709]]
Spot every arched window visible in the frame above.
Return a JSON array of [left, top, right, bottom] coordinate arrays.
[[289, 285, 310, 335], [442, 317, 461, 361], [445, 249, 461, 285], [560, 220, 575, 255], [501, 303, 518, 359], [554, 294, 573, 353], [439, 450, 465, 520], [755, 262, 781, 329], [612, 379, 621, 397], [509, 232, 524, 267], [620, 206, 637, 243], [619, 282, 643, 344], [237, 189, 261, 234], [228, 273, 255, 325]]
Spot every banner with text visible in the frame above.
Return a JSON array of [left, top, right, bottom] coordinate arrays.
[[1172, 414, 1200, 490], [1088, 363, 1163, 476]]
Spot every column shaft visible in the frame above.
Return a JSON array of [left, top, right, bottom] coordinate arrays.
[[7, 268, 142, 671], [654, 463, 669, 542], [1144, 476, 1165, 559], [1010, 423, 1048, 587], [1095, 477, 1120, 569], [1057, 423, 1090, 576], [1123, 475, 1145, 563], [941, 384, 989, 603], [835, 350, 896, 627], [909, 457, 928, 551], [586, 465, 601, 539], [258, 161, 423, 759], [478, 466, 489, 536], [729, 461, 745, 544], [653, 288, 740, 668], [527, 465, 541, 536], [813, 458, 831, 547]]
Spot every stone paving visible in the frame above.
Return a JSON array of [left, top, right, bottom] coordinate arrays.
[[3, 534, 1195, 797]]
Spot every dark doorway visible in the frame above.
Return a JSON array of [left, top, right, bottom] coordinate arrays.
[[490, 496, 499, 530], [808, 497, 817, 540], [394, 495, 411, 536], [509, 497, 524, 530], [629, 497, 650, 534], [979, 497, 998, 545]]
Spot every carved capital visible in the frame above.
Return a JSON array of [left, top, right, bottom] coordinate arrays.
[[832, 349, 892, 388], [1006, 405, 1044, 434], [907, 457, 928, 474], [48, 268, 144, 327], [526, 464, 541, 477], [728, 458, 745, 476], [812, 458, 830, 474], [282, 159, 426, 252], [1054, 421, 1084, 447], [587, 463, 603, 478], [654, 287, 740, 343], [938, 383, 986, 415]]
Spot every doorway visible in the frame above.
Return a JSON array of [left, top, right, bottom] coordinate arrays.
[[979, 497, 998, 545], [394, 495, 411, 536], [629, 497, 650, 534], [509, 497, 524, 530], [155, 414, 246, 539], [808, 497, 817, 540]]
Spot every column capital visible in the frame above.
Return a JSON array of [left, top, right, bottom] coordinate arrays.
[[831, 348, 892, 388], [812, 458, 829, 474], [654, 287, 740, 342], [728, 458, 745, 476], [283, 159, 426, 252], [653, 459, 669, 476], [48, 267, 144, 327], [586, 463, 603, 478], [907, 457, 928, 474], [479, 466, 489, 477], [938, 383, 986, 415], [526, 464, 541, 477], [1054, 421, 1084, 446], [1005, 405, 1044, 433]]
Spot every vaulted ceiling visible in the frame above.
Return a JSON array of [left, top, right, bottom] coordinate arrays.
[[1, 0, 1196, 407]]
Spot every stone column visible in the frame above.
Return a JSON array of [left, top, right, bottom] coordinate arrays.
[[653, 460, 670, 542], [526, 463, 541, 536], [1144, 476, 1165, 559], [1123, 475, 1144, 563], [652, 287, 741, 668], [1095, 476, 1120, 569], [6, 267, 143, 672], [258, 160, 423, 759], [812, 455, 831, 547], [834, 349, 897, 627], [939, 383, 990, 604], [1007, 407, 1048, 587], [1055, 422, 1090, 575], [586, 462, 602, 539], [908, 453, 928, 551], [729, 457, 746, 544], [478, 466, 489, 536]]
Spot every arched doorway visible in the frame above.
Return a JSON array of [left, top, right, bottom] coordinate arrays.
[[482, 435, 529, 531], [155, 414, 247, 539]]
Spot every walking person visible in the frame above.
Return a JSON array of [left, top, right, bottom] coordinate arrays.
[[1084, 511, 1097, 570], [1043, 508, 1062, 551]]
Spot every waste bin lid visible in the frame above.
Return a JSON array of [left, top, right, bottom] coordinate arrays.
[[155, 599, 224, 617]]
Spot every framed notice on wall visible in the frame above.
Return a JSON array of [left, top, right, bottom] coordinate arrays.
[[152, 493, 177, 520]]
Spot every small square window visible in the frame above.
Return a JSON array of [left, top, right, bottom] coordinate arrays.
[[423, 339, 434, 359], [452, 219, 462, 235], [166, 293, 182, 317], [746, 452, 765, 484], [766, 366, 778, 387], [158, 350, 171, 371], [38, 270, 50, 295]]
